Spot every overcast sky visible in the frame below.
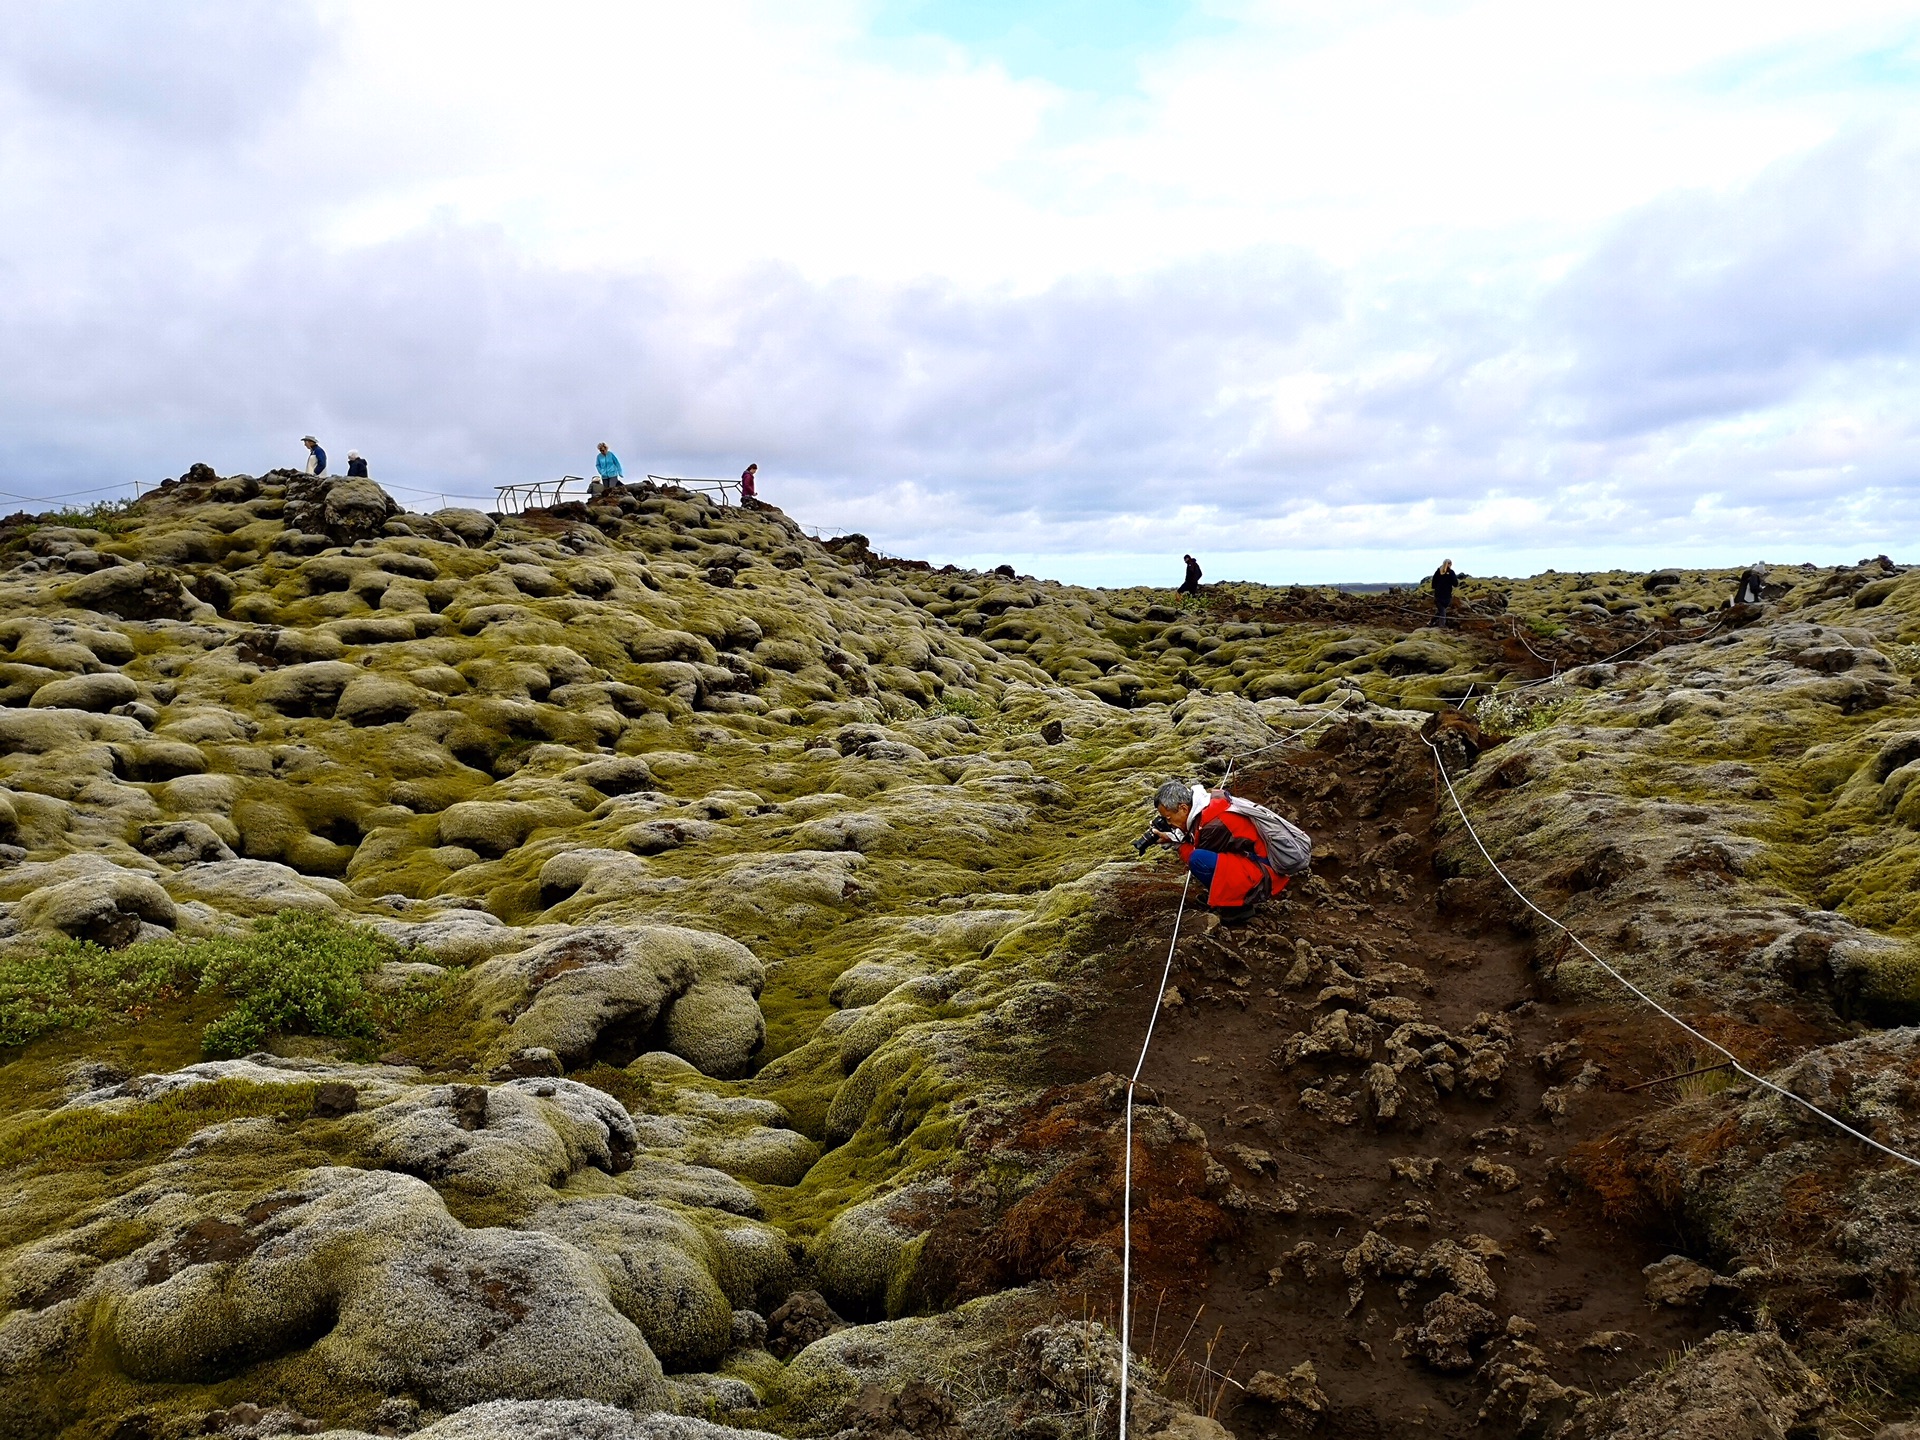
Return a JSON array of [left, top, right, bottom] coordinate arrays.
[[2, 1, 1917, 583]]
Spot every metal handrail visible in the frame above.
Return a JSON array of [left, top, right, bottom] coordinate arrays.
[[493, 475, 587, 514], [647, 474, 738, 504]]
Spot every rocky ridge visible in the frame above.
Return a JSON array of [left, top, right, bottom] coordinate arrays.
[[0, 472, 1912, 1438]]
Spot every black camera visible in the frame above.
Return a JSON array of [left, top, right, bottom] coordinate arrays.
[[1132, 815, 1176, 856]]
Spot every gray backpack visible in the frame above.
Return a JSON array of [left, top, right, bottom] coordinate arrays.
[[1216, 791, 1314, 876]]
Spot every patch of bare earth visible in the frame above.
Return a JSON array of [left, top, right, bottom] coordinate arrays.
[[1053, 721, 1731, 1438]]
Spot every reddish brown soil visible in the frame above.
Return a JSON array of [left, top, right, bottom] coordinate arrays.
[[1058, 720, 1733, 1438], [1205, 583, 1727, 686]]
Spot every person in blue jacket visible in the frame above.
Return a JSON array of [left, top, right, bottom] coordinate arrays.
[[595, 443, 624, 490], [301, 435, 327, 476]]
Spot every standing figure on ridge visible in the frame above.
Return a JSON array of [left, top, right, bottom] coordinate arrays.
[[594, 442, 624, 492], [740, 463, 758, 505], [301, 435, 327, 476], [1430, 559, 1458, 627], [344, 451, 369, 478], [1178, 553, 1203, 595]]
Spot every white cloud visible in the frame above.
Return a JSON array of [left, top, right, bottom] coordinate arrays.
[[0, 0, 1916, 576]]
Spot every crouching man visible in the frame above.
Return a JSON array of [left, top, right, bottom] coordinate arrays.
[[1148, 779, 1289, 925]]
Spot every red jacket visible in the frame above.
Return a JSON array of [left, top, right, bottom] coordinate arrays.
[[1178, 794, 1281, 908]]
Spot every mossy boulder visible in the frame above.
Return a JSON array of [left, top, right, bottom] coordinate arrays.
[[469, 926, 766, 1077], [439, 799, 585, 858], [346, 1078, 638, 1194], [13, 869, 175, 948], [56, 561, 198, 621], [95, 1166, 671, 1408], [430, 508, 496, 546], [255, 660, 363, 718], [530, 1198, 742, 1372], [161, 858, 349, 916], [26, 671, 138, 713], [814, 1180, 948, 1318], [335, 675, 434, 726], [317, 1400, 781, 1438]]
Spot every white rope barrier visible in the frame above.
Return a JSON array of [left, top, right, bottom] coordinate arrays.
[[1113, 607, 1780, 1433], [1117, 870, 1189, 1439], [1114, 684, 1919, 1437], [1424, 733, 1920, 1172], [1115, 696, 1348, 1439]]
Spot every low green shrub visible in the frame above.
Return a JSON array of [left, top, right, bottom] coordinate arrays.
[[0, 913, 451, 1058], [1475, 678, 1576, 737], [933, 691, 993, 721], [32, 498, 139, 535], [196, 912, 400, 1056], [0, 937, 196, 1046]]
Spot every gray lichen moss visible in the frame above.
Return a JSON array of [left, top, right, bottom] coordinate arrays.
[[4, 475, 1915, 1433]]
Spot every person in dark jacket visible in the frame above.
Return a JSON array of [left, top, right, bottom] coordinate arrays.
[[1178, 554, 1203, 595], [1732, 563, 1767, 606], [1149, 779, 1283, 924], [344, 451, 369, 478], [740, 463, 758, 504], [1430, 559, 1458, 627]]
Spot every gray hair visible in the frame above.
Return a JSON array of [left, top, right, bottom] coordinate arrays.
[[1154, 780, 1191, 811]]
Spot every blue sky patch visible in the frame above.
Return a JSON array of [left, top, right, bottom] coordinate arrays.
[[868, 0, 1227, 94]]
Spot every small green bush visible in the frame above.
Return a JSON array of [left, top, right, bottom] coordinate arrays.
[[0, 936, 200, 1046], [196, 912, 399, 1056], [0, 913, 447, 1058], [40, 498, 138, 534], [934, 691, 993, 721], [1475, 678, 1576, 738]]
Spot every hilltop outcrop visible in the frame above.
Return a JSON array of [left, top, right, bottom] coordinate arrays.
[[0, 473, 1915, 1438]]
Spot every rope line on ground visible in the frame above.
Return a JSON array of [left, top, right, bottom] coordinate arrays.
[[1423, 732, 1920, 1173], [1117, 870, 1189, 1438], [1117, 666, 1915, 1434], [1116, 696, 1350, 1439]]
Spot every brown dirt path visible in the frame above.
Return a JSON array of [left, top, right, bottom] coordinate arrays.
[[1063, 720, 1731, 1437]]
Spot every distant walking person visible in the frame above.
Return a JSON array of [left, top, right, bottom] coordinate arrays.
[[1431, 559, 1458, 627], [1178, 554, 1203, 595], [595, 443, 624, 488], [301, 436, 328, 476], [344, 451, 369, 478], [740, 463, 758, 505], [1732, 563, 1768, 606]]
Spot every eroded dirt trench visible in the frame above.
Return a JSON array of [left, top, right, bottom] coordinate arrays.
[[1072, 720, 1726, 1438]]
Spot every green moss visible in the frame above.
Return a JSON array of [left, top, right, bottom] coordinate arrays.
[[0, 914, 445, 1061], [1845, 944, 1920, 1026], [0, 1077, 318, 1174], [576, 1061, 655, 1112]]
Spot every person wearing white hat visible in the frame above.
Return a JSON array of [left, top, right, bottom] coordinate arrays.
[[345, 452, 369, 478], [301, 436, 328, 475]]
